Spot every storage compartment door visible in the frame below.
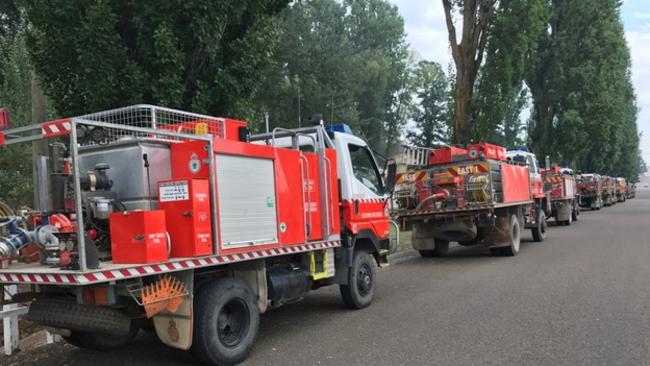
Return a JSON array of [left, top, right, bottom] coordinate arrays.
[[216, 154, 278, 249]]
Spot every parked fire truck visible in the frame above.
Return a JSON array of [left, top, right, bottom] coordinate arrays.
[[626, 182, 636, 199], [541, 166, 579, 225], [615, 177, 628, 202], [576, 173, 603, 210], [392, 144, 549, 257], [0, 105, 397, 365], [601, 175, 616, 206]]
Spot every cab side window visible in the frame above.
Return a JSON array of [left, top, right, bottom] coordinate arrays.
[[348, 144, 382, 195]]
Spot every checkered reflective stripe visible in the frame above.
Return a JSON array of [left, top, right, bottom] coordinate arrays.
[[0, 240, 341, 286], [41, 119, 72, 138]]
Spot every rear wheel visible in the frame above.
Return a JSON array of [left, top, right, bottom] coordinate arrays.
[[340, 250, 377, 309], [499, 214, 521, 257], [531, 209, 547, 242], [191, 278, 259, 366], [572, 205, 580, 222], [418, 239, 449, 257], [64, 324, 139, 351]]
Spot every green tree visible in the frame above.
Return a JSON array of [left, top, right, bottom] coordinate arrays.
[[406, 61, 450, 147], [255, 0, 410, 156], [0, 5, 33, 207], [23, 0, 289, 118], [527, 0, 639, 181], [471, 0, 548, 148]]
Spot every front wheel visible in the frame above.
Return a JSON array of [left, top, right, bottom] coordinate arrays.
[[340, 251, 377, 309], [191, 278, 260, 366]]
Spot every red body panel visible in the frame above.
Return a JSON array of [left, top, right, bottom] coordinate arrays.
[[466, 143, 506, 161], [341, 199, 390, 240], [224, 119, 247, 141], [0, 131, 5, 145], [167, 139, 340, 256], [502, 164, 531, 202], [530, 176, 545, 199], [0, 109, 10, 130], [429, 147, 468, 165], [158, 179, 213, 258], [109, 211, 169, 264]]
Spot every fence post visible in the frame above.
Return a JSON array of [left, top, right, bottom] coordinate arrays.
[[3, 284, 20, 356]]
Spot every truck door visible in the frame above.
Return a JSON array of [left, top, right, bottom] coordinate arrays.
[[334, 134, 390, 242]]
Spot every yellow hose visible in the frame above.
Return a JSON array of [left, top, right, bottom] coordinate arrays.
[[467, 175, 490, 202], [0, 200, 14, 217]]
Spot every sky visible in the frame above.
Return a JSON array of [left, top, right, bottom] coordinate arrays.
[[389, 0, 650, 163]]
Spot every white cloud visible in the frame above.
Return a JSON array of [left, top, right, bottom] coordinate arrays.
[[389, 0, 452, 67]]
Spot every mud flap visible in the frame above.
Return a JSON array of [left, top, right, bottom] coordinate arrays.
[[153, 270, 194, 350]]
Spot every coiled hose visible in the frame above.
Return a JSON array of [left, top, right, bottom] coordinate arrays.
[[0, 200, 14, 217], [467, 175, 490, 202]]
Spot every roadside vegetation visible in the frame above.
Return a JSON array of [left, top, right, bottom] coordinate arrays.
[[0, 0, 643, 207]]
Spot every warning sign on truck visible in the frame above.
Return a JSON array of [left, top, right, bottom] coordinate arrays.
[[159, 180, 189, 202]]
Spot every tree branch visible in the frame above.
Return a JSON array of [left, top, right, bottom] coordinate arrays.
[[442, 0, 460, 65]]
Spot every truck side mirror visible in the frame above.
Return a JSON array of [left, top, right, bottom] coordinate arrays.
[[384, 162, 397, 194]]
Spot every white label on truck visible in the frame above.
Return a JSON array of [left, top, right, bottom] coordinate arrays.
[[159, 181, 189, 202]]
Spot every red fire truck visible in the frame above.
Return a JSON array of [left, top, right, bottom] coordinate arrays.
[[393, 145, 549, 257], [576, 173, 604, 209], [601, 175, 616, 206], [541, 166, 579, 225], [0, 105, 397, 365], [615, 177, 628, 202]]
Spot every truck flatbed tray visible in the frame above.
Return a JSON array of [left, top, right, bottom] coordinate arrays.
[[396, 200, 533, 218], [0, 239, 340, 286]]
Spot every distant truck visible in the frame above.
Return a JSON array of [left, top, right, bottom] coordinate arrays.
[[577, 174, 603, 210], [392, 144, 549, 257], [615, 177, 628, 202], [626, 182, 636, 199], [541, 166, 579, 225], [601, 175, 616, 206]]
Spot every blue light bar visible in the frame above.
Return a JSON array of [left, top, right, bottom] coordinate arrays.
[[516, 146, 529, 152], [325, 124, 353, 134]]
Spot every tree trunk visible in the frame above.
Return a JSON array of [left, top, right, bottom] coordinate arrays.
[[452, 69, 473, 145]]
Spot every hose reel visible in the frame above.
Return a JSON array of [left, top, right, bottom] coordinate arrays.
[[466, 175, 491, 203]]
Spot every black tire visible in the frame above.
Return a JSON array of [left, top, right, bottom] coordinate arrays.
[[489, 247, 504, 256], [418, 239, 450, 257], [340, 251, 377, 309], [572, 205, 580, 222], [191, 278, 260, 366], [500, 214, 521, 257], [531, 209, 547, 242], [64, 324, 139, 351]]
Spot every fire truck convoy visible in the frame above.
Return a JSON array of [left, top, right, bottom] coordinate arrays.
[[393, 145, 550, 257], [0, 105, 398, 365]]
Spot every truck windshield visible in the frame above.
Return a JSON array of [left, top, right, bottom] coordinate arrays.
[[348, 143, 383, 195]]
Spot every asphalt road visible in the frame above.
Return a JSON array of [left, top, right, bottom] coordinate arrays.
[[6, 182, 650, 366]]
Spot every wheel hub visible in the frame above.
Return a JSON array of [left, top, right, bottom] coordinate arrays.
[[217, 299, 249, 348], [357, 264, 373, 296]]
